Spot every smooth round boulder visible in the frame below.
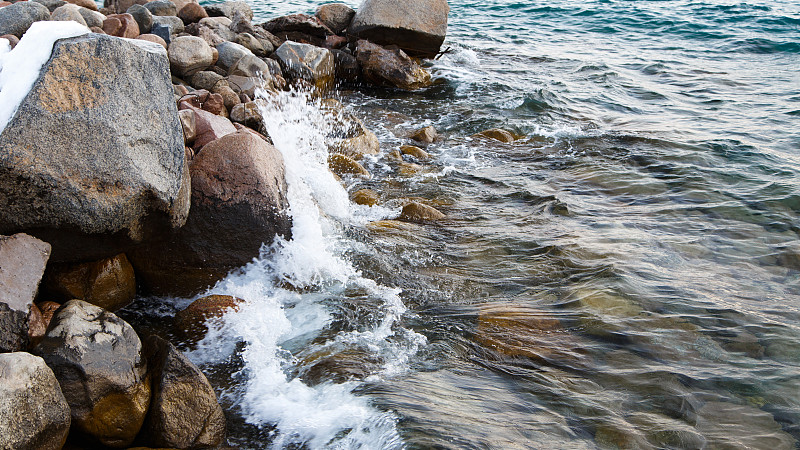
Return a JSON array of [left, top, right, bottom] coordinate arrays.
[[77, 7, 105, 28], [329, 153, 370, 178], [34, 300, 150, 448], [399, 201, 445, 222], [136, 32, 167, 48], [0, 1, 51, 37], [315, 2, 355, 34], [50, 3, 87, 25], [42, 254, 136, 312], [475, 127, 516, 143], [177, 1, 205, 24], [0, 352, 71, 450], [144, 0, 177, 16], [103, 12, 139, 37], [168, 35, 213, 77], [126, 3, 152, 33], [400, 144, 430, 160]]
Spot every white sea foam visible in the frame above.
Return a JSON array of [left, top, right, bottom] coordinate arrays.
[[0, 21, 89, 134], [188, 90, 423, 448]]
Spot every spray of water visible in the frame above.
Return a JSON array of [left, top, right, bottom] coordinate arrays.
[[187, 89, 425, 448]]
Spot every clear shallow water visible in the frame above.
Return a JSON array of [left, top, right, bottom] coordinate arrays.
[[132, 0, 800, 447]]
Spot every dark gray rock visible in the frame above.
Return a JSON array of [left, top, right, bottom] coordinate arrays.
[[315, 2, 355, 35], [0, 34, 190, 263], [129, 131, 291, 296], [151, 13, 184, 34], [140, 335, 226, 448], [0, 1, 51, 38], [229, 53, 271, 78], [355, 39, 431, 90], [34, 300, 150, 448], [350, 0, 449, 58], [262, 13, 332, 38], [0, 234, 51, 353], [204, 0, 251, 21], [143, 0, 176, 16], [32, 0, 66, 13], [127, 4, 153, 33], [77, 7, 105, 28], [332, 48, 360, 82], [0, 352, 71, 450], [274, 41, 334, 91], [235, 31, 269, 57], [150, 22, 172, 44], [215, 40, 251, 71], [49, 3, 86, 25]]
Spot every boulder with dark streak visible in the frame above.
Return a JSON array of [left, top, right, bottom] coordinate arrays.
[[350, 0, 448, 58], [355, 39, 431, 90]]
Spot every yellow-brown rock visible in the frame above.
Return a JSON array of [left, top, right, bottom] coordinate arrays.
[[329, 153, 370, 178], [475, 128, 515, 143], [399, 201, 445, 222], [174, 295, 243, 341], [352, 189, 379, 206], [400, 144, 430, 160], [410, 125, 438, 143], [43, 254, 136, 312], [398, 162, 423, 176]]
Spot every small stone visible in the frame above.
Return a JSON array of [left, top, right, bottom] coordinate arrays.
[[27, 303, 46, 348], [178, 108, 196, 143], [352, 189, 379, 206], [315, 2, 355, 34], [144, 0, 176, 16], [177, 1, 205, 24], [324, 34, 347, 49], [152, 14, 183, 34], [475, 128, 515, 143], [201, 91, 226, 116], [398, 161, 423, 175], [42, 254, 136, 312], [168, 35, 213, 77], [386, 149, 403, 161], [126, 3, 152, 33], [329, 153, 370, 178], [0, 1, 51, 38], [36, 301, 61, 329], [179, 104, 237, 149], [215, 40, 251, 70], [136, 32, 167, 49], [400, 144, 429, 160], [410, 125, 438, 143], [50, 3, 87, 25], [89, 25, 104, 33], [399, 201, 445, 222], [174, 295, 243, 340]]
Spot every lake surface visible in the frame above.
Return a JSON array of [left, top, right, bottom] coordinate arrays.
[[130, 0, 800, 447]]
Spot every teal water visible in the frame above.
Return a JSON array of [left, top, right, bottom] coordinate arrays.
[[151, 0, 800, 447]]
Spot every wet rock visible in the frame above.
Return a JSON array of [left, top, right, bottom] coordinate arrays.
[[329, 153, 370, 178], [410, 125, 438, 143], [230, 101, 263, 130], [177, 2, 205, 24], [0, 352, 71, 450], [34, 300, 150, 448], [475, 127, 515, 143], [400, 144, 430, 160], [593, 421, 651, 449], [204, 0, 251, 21], [140, 335, 226, 448], [178, 108, 196, 144], [350, 0, 448, 58], [144, 0, 176, 17], [356, 40, 431, 90], [331, 130, 380, 161], [0, 1, 51, 37], [168, 35, 213, 76], [179, 104, 237, 149], [696, 401, 796, 448], [399, 201, 444, 222], [78, 7, 105, 28], [315, 2, 355, 35], [174, 295, 243, 340], [332, 48, 360, 82], [274, 41, 334, 91], [42, 254, 136, 312], [352, 189, 379, 206], [224, 74, 269, 101], [103, 12, 140, 38], [50, 3, 87, 25], [398, 161, 423, 175], [0, 34, 189, 262], [0, 234, 50, 352], [299, 348, 382, 385], [386, 149, 403, 161], [137, 32, 167, 49], [262, 13, 333, 38], [126, 4, 152, 33], [129, 132, 291, 296], [324, 33, 347, 49]]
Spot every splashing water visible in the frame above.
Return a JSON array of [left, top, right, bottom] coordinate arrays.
[[188, 90, 424, 449]]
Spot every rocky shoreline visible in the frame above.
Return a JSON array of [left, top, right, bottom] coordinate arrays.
[[0, 0, 519, 447]]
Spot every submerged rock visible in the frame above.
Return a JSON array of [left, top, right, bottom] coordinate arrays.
[[0, 233, 50, 352], [475, 128, 515, 143], [140, 335, 226, 448], [173, 294, 243, 341], [355, 40, 431, 90], [399, 201, 445, 222], [42, 253, 136, 312], [410, 125, 438, 143], [274, 41, 335, 91], [0, 1, 50, 37], [35, 300, 150, 448], [352, 189, 379, 206], [400, 144, 430, 160], [0, 352, 71, 450], [350, 0, 449, 58], [0, 34, 189, 262], [329, 153, 370, 178], [129, 132, 291, 296]]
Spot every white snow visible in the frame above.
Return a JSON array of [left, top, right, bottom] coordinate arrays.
[[0, 21, 89, 135]]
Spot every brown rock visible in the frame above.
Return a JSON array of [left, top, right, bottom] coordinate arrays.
[[386, 149, 403, 161], [178, 108, 196, 144], [229, 101, 263, 130], [400, 144, 429, 160], [66, 0, 97, 10], [355, 40, 431, 90], [0, 34, 18, 48], [42, 254, 136, 312], [36, 301, 61, 329], [178, 104, 237, 150], [0, 2, 11, 8], [475, 128, 515, 143], [398, 161, 423, 175], [410, 125, 438, 143], [174, 295, 243, 340], [129, 132, 291, 296], [104, 0, 147, 14], [324, 34, 347, 49], [329, 153, 370, 178], [262, 13, 333, 38], [136, 33, 167, 49], [101, 16, 122, 35], [399, 201, 444, 222], [315, 2, 355, 34], [27, 303, 46, 349], [89, 25, 105, 33], [351, 189, 379, 206], [168, 35, 214, 77], [104, 13, 140, 38], [177, 2, 205, 24], [212, 84, 240, 111]]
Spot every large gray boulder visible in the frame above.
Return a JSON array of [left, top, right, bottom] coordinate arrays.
[[0, 352, 71, 450], [350, 0, 449, 58], [0, 234, 51, 352], [355, 39, 431, 90], [34, 300, 150, 448], [0, 34, 190, 263], [274, 41, 334, 91], [140, 335, 226, 448], [129, 131, 291, 296], [0, 1, 51, 38]]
